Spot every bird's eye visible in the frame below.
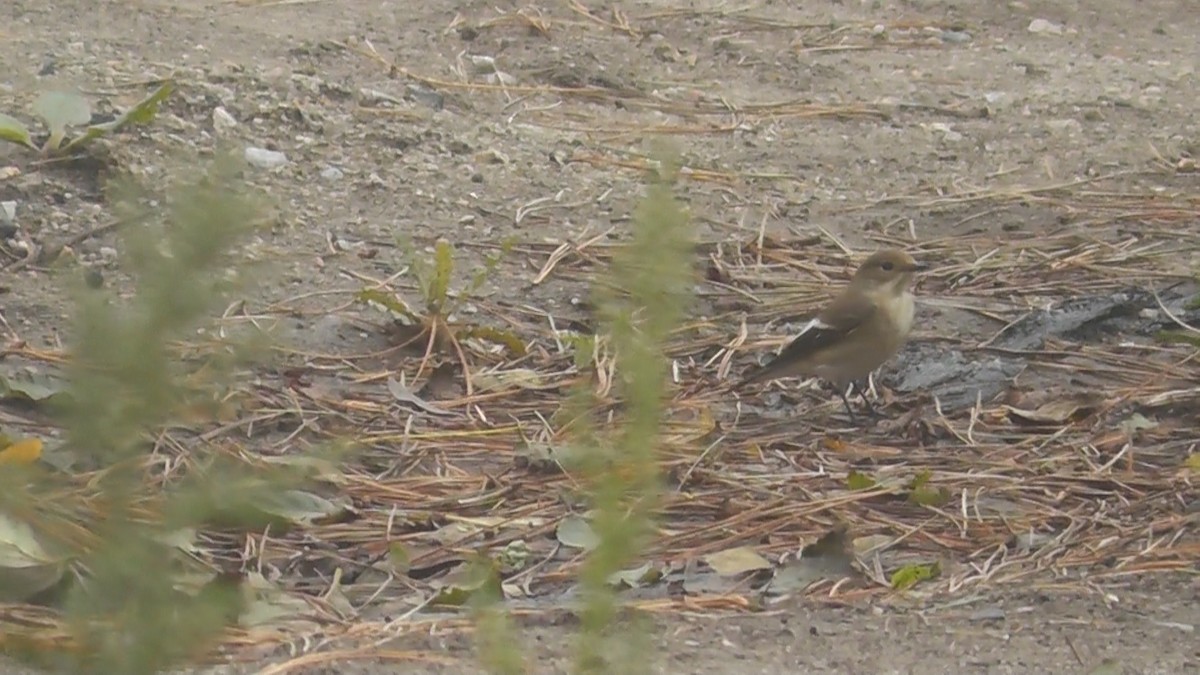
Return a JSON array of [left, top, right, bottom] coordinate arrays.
[[880, 261, 895, 271]]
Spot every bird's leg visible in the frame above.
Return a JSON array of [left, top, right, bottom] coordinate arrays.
[[835, 387, 858, 423], [849, 379, 880, 418]]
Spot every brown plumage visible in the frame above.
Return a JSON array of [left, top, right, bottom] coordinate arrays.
[[737, 249, 927, 419]]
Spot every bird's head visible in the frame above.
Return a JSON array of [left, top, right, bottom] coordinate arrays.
[[850, 249, 927, 295]]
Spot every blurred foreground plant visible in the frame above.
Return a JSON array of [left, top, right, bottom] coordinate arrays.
[[567, 146, 695, 674], [0, 152, 305, 674], [470, 146, 694, 675]]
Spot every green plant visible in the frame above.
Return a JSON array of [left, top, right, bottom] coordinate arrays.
[[0, 81, 173, 155], [0, 152, 310, 674], [358, 238, 522, 390], [562, 146, 695, 674]]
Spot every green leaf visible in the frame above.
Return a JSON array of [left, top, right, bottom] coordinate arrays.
[[908, 485, 951, 506], [556, 516, 600, 551], [566, 333, 596, 369], [906, 470, 951, 506], [429, 558, 503, 608], [1155, 330, 1200, 348], [31, 90, 92, 150], [429, 583, 474, 608], [1117, 413, 1157, 435], [357, 288, 419, 320], [1184, 454, 1200, 473], [497, 539, 532, 569], [63, 81, 174, 152], [0, 512, 57, 567], [458, 326, 528, 356], [846, 470, 877, 491], [428, 240, 454, 313], [0, 512, 66, 602], [388, 542, 411, 574], [889, 561, 940, 590], [0, 371, 71, 406], [0, 113, 35, 149]]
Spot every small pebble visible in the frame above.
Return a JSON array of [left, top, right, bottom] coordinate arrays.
[[484, 71, 517, 86], [244, 147, 288, 169], [1046, 118, 1082, 134], [320, 166, 344, 181], [212, 106, 238, 133], [940, 30, 972, 44], [406, 83, 444, 110], [1027, 18, 1064, 35], [0, 200, 16, 225], [468, 54, 497, 74]]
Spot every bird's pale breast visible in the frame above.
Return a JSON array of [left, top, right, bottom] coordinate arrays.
[[888, 291, 916, 341]]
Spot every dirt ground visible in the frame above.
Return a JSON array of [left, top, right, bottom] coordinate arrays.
[[2, 0, 1199, 673]]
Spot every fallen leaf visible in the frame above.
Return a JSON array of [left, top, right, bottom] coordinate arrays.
[[0, 512, 66, 602], [0, 371, 69, 405], [681, 570, 742, 595], [555, 516, 599, 551], [0, 438, 43, 465], [387, 377, 455, 416], [249, 490, 352, 527], [607, 562, 662, 589], [1006, 397, 1098, 424], [852, 534, 893, 555], [239, 572, 314, 629], [1117, 413, 1157, 435], [768, 525, 854, 594], [425, 521, 483, 546], [702, 547, 772, 576], [428, 584, 474, 607], [802, 524, 852, 559], [429, 557, 503, 608], [473, 368, 545, 392], [821, 437, 847, 451]]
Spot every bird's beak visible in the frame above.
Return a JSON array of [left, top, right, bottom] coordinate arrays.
[[905, 262, 929, 272]]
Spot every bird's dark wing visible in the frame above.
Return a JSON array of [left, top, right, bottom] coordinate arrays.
[[736, 291, 877, 387]]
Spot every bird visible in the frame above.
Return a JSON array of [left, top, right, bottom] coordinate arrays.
[[736, 249, 927, 421]]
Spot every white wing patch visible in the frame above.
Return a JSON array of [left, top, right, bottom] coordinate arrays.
[[794, 317, 834, 338]]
